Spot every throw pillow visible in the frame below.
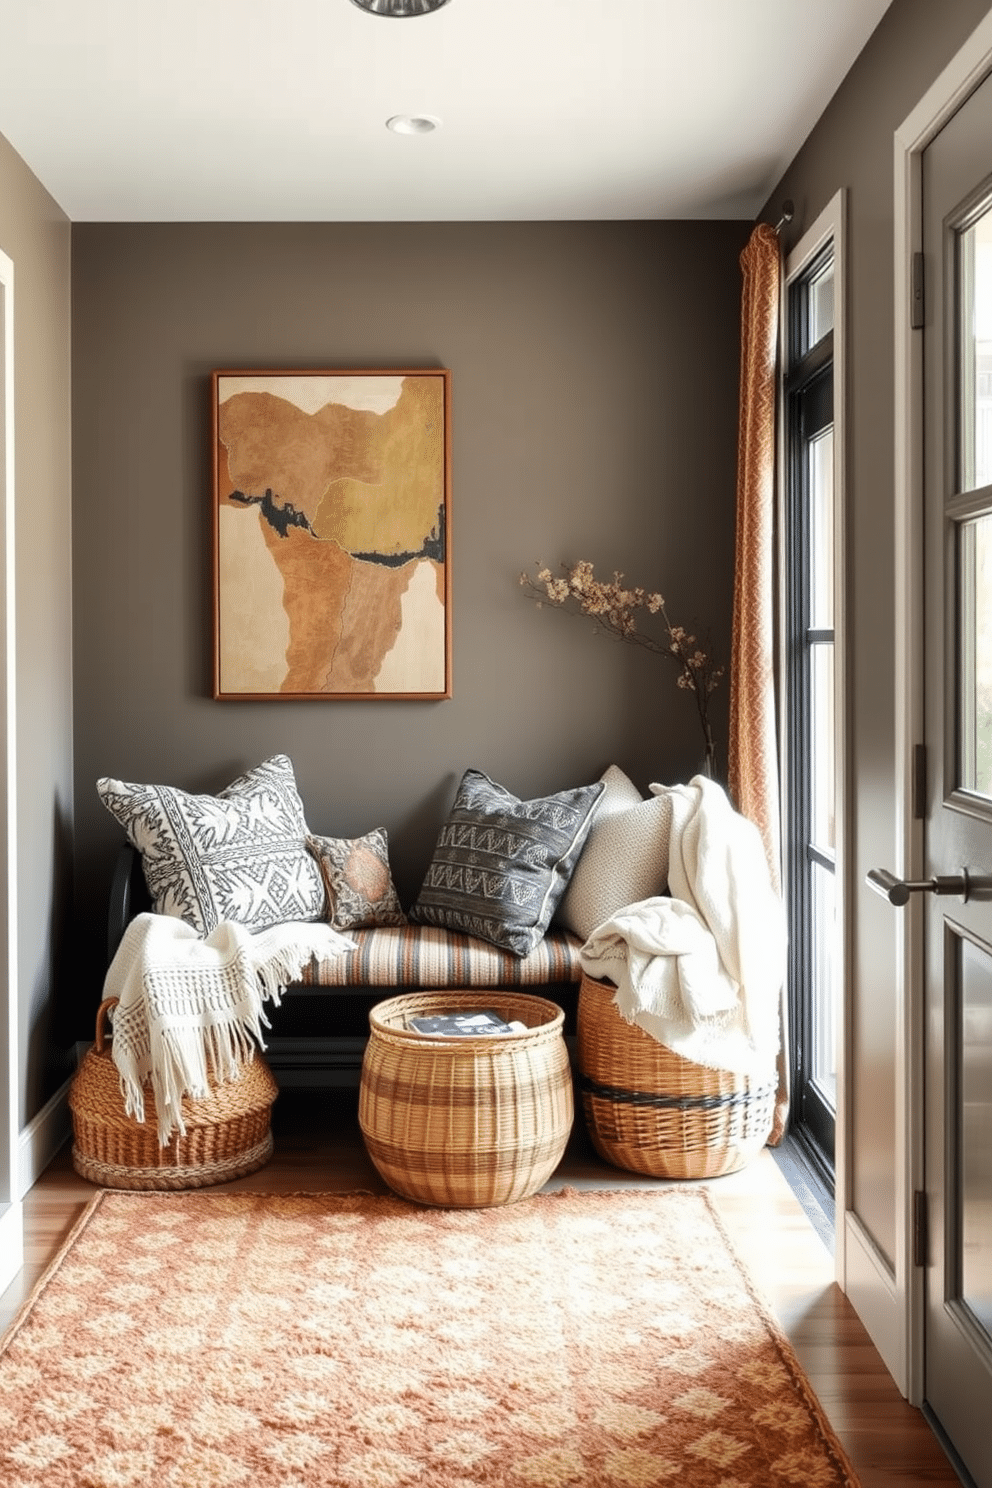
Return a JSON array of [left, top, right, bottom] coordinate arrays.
[[555, 766, 673, 942], [307, 829, 407, 931], [410, 768, 605, 957], [97, 754, 327, 935]]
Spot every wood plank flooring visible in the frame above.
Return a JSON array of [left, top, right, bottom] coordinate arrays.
[[0, 1088, 965, 1488]]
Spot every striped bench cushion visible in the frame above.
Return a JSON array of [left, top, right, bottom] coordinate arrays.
[[298, 924, 584, 989]]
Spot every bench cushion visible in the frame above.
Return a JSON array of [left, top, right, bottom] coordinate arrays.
[[297, 923, 584, 989]]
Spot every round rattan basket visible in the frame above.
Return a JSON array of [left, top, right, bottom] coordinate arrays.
[[577, 972, 775, 1179], [68, 998, 279, 1190], [359, 991, 573, 1208]]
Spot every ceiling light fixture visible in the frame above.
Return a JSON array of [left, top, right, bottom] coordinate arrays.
[[350, 0, 452, 16], [386, 114, 441, 134]]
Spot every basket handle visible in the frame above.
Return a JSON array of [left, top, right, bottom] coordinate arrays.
[[95, 997, 120, 1054]]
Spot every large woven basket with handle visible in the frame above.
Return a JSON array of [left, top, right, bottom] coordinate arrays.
[[577, 972, 775, 1179], [359, 991, 573, 1208], [69, 997, 278, 1190]]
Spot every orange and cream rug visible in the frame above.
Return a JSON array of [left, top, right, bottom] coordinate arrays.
[[0, 1186, 858, 1487]]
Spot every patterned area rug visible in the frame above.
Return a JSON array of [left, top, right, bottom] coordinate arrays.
[[0, 1187, 858, 1488]]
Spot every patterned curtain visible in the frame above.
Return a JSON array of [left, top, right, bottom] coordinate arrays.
[[728, 221, 789, 1142]]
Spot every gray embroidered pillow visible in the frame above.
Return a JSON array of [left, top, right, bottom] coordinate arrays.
[[306, 829, 407, 932], [410, 768, 605, 956], [96, 754, 327, 935]]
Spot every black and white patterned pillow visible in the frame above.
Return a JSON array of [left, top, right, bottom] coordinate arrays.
[[97, 754, 327, 935], [410, 768, 605, 957]]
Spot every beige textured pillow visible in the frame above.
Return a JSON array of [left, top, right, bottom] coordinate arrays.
[[556, 766, 673, 942]]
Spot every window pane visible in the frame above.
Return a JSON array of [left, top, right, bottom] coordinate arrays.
[[959, 936, 992, 1339], [959, 512, 992, 797], [809, 427, 834, 628], [810, 642, 835, 851], [810, 859, 837, 1110], [960, 202, 992, 492], [785, 230, 839, 1180], [808, 261, 835, 347]]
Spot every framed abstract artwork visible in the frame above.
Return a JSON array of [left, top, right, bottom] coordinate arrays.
[[212, 368, 451, 700]]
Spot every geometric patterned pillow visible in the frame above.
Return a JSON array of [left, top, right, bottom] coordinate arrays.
[[96, 754, 327, 935], [306, 829, 407, 932], [409, 768, 605, 957], [555, 766, 673, 942]]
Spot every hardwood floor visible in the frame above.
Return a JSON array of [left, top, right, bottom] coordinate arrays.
[[1, 1087, 965, 1488]]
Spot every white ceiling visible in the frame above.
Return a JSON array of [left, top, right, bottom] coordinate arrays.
[[0, 0, 892, 223]]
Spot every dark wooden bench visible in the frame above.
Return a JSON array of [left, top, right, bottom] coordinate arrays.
[[107, 844, 584, 1088]]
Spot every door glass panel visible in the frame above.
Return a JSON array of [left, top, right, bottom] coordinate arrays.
[[960, 202, 992, 493], [810, 642, 835, 850], [959, 512, 992, 797], [959, 935, 992, 1341], [809, 428, 834, 628], [810, 859, 837, 1108]]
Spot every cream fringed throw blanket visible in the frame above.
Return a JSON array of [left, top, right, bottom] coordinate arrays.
[[580, 776, 786, 1076], [105, 912, 357, 1144]]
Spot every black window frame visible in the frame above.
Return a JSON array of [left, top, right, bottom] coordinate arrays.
[[784, 244, 837, 1189]]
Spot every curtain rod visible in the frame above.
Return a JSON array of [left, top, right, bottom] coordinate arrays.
[[773, 200, 794, 233]]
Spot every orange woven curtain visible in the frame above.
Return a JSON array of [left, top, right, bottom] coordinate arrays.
[[728, 221, 788, 1140], [729, 222, 781, 887]]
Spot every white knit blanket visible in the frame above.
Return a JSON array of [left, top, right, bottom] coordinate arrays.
[[105, 912, 357, 1144], [580, 776, 785, 1075]]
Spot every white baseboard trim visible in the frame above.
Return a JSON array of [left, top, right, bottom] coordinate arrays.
[[0, 1200, 24, 1295], [17, 1073, 74, 1199]]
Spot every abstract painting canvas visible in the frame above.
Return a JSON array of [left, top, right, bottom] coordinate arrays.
[[213, 369, 451, 699]]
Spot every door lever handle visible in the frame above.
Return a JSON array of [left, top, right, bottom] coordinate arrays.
[[866, 867, 970, 906]]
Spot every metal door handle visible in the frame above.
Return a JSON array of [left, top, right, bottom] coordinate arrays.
[[866, 867, 970, 906]]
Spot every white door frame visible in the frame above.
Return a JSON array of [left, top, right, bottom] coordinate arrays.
[[893, 6, 992, 1406], [0, 245, 20, 1297]]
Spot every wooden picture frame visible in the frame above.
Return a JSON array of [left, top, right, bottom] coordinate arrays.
[[212, 368, 451, 700]]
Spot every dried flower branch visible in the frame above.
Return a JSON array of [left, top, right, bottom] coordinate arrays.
[[520, 559, 724, 776]]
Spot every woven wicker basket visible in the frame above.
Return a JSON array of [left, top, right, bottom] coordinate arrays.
[[577, 972, 775, 1179], [359, 991, 573, 1208], [69, 998, 278, 1190]]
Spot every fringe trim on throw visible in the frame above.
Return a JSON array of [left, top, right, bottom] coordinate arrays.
[[107, 914, 356, 1145]]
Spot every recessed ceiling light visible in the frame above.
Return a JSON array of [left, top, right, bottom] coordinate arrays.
[[351, 0, 452, 16], [386, 115, 442, 135]]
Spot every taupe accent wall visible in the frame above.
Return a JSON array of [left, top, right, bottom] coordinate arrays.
[[71, 221, 749, 1017], [762, 0, 992, 1265], [0, 132, 73, 1127]]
